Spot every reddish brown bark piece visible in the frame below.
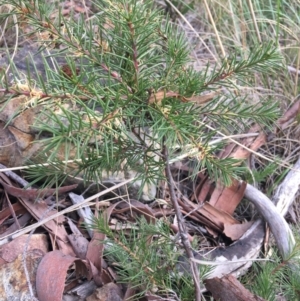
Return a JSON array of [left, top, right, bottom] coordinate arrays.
[[208, 180, 246, 216], [204, 274, 266, 301], [218, 124, 266, 160], [178, 196, 241, 238], [193, 123, 267, 239], [36, 250, 89, 301]]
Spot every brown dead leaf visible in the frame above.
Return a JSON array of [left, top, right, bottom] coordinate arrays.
[[74, 6, 88, 14], [223, 221, 254, 241], [192, 97, 300, 242], [148, 90, 218, 106], [36, 250, 89, 301], [101, 268, 115, 285], [170, 224, 193, 242], [153, 207, 174, 218], [177, 198, 222, 233], [0, 120, 43, 167], [0, 212, 32, 238], [277, 98, 300, 131], [186, 92, 218, 105], [0, 95, 27, 122], [12, 196, 75, 256], [12, 105, 42, 133], [124, 285, 137, 301], [86, 231, 107, 286], [0, 180, 78, 201], [230, 132, 266, 160], [200, 202, 245, 240], [195, 175, 214, 203], [67, 218, 89, 259], [113, 199, 156, 224], [7, 126, 34, 150], [1, 186, 75, 252], [0, 202, 26, 225], [148, 90, 179, 105], [191, 178, 251, 239], [0, 122, 23, 167], [85, 201, 124, 286]]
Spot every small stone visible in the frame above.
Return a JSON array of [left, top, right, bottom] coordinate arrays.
[[86, 283, 123, 301]]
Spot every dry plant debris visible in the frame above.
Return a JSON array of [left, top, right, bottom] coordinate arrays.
[[0, 0, 300, 300]]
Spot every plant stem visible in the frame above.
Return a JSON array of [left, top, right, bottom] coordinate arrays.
[[163, 145, 202, 301]]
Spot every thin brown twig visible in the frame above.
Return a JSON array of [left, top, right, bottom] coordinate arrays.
[[163, 145, 202, 301], [0, 171, 22, 229], [128, 20, 138, 84], [4, 191, 21, 229], [0, 87, 91, 100]]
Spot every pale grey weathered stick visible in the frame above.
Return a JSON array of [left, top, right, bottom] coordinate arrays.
[[247, 156, 300, 259], [273, 157, 300, 216], [244, 184, 295, 260]]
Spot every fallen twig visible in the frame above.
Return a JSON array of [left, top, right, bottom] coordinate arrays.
[[244, 155, 300, 259], [272, 155, 300, 216], [287, 65, 300, 75], [0, 163, 31, 188], [244, 184, 294, 260]]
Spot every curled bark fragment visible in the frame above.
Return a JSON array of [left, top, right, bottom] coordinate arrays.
[[36, 250, 89, 301]]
